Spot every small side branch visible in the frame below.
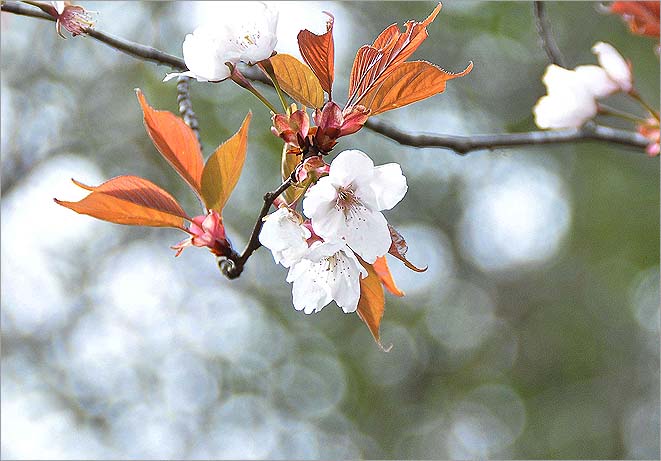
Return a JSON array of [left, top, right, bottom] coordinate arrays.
[[218, 176, 294, 279], [533, 1, 566, 67], [176, 77, 202, 147], [365, 119, 650, 154]]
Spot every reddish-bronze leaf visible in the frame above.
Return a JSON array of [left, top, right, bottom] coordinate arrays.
[[357, 259, 389, 350], [388, 225, 427, 272], [201, 112, 252, 214], [297, 12, 335, 97], [373, 256, 405, 297], [136, 89, 204, 198], [54, 175, 189, 228], [372, 24, 400, 50], [610, 1, 660, 37], [263, 54, 325, 109], [361, 60, 473, 116], [347, 3, 443, 108]]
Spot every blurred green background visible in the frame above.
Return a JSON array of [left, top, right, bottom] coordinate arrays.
[[1, 1, 659, 459]]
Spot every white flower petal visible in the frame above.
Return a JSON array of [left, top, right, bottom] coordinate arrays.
[[592, 42, 632, 93], [542, 64, 578, 94], [259, 208, 310, 268], [303, 240, 347, 261], [343, 207, 392, 263], [302, 177, 337, 218], [182, 29, 233, 82], [331, 249, 367, 313], [533, 89, 597, 129], [289, 260, 333, 314], [370, 163, 408, 211], [328, 150, 375, 188], [163, 71, 197, 82], [574, 65, 619, 99]]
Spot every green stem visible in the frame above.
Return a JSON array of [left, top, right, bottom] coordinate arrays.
[[629, 90, 660, 122], [229, 65, 278, 114], [598, 104, 647, 124], [258, 59, 289, 112], [246, 85, 279, 114]]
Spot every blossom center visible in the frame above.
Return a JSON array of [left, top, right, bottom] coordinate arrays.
[[311, 252, 354, 285], [335, 186, 362, 217]]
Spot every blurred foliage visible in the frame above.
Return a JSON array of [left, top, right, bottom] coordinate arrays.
[[1, 1, 659, 459]]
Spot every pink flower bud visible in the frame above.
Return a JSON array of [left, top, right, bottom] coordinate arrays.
[[171, 210, 231, 257]]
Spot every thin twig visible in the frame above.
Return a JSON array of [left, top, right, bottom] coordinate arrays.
[[533, 1, 566, 67], [364, 118, 650, 154], [218, 176, 295, 279]]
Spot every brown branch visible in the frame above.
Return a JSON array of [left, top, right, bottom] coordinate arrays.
[[218, 176, 295, 279], [364, 119, 650, 154], [533, 1, 566, 67]]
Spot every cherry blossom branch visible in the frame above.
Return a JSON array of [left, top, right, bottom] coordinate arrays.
[[1, 2, 187, 70], [364, 119, 650, 154], [218, 175, 295, 279], [533, 1, 567, 67], [2, 1, 651, 155]]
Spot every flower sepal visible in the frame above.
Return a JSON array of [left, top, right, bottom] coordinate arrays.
[[172, 210, 232, 257]]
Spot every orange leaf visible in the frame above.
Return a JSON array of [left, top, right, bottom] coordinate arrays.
[[264, 54, 325, 109], [347, 3, 442, 108], [136, 89, 204, 198], [297, 13, 335, 97], [373, 256, 405, 297], [201, 112, 252, 213], [610, 1, 660, 37], [361, 60, 473, 116], [388, 225, 427, 272], [54, 175, 189, 228], [280, 144, 305, 205], [357, 259, 389, 350]]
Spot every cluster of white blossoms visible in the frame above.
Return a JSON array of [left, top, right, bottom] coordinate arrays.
[[165, 2, 278, 82], [533, 42, 633, 129], [259, 150, 408, 314]]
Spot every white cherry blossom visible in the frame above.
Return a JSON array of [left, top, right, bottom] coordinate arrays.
[[286, 240, 367, 314], [533, 43, 634, 130], [164, 2, 278, 82], [259, 207, 311, 268], [303, 150, 407, 264]]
